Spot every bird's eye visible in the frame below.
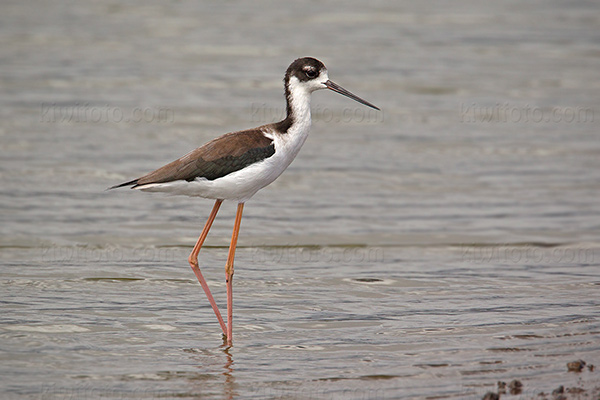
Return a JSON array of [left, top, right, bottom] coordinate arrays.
[[305, 69, 317, 78]]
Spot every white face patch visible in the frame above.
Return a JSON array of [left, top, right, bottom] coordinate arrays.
[[316, 69, 329, 90]]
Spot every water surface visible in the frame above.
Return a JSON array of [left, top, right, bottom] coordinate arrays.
[[1, 0, 599, 398]]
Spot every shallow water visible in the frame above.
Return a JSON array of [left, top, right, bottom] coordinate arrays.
[[1, 0, 600, 399]]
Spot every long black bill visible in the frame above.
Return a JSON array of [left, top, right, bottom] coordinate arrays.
[[324, 80, 380, 110]]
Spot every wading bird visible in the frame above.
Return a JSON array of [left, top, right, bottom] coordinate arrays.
[[111, 57, 379, 345]]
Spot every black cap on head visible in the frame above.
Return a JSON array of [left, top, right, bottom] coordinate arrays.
[[285, 57, 327, 83]]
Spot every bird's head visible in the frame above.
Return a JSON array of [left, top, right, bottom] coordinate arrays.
[[284, 57, 380, 110]]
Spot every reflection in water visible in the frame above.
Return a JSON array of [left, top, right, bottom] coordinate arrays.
[[184, 345, 236, 400], [221, 345, 236, 400]]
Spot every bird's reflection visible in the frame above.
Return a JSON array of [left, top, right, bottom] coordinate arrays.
[[221, 341, 236, 400], [184, 340, 237, 400]]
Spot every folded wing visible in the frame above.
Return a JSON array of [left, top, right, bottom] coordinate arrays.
[[111, 128, 275, 189]]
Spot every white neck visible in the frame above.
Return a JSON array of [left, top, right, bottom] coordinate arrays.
[[286, 76, 312, 133]]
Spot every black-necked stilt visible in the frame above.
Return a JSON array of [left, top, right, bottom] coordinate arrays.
[[111, 57, 379, 345]]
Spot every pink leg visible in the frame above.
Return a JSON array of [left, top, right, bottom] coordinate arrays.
[[225, 202, 244, 346], [188, 199, 227, 337]]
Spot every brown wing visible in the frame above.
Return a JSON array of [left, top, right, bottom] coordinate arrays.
[[111, 128, 275, 189]]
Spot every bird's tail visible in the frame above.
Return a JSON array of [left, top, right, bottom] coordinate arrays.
[[108, 179, 139, 190]]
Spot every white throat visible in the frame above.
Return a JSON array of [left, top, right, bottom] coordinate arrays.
[[287, 76, 313, 130]]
